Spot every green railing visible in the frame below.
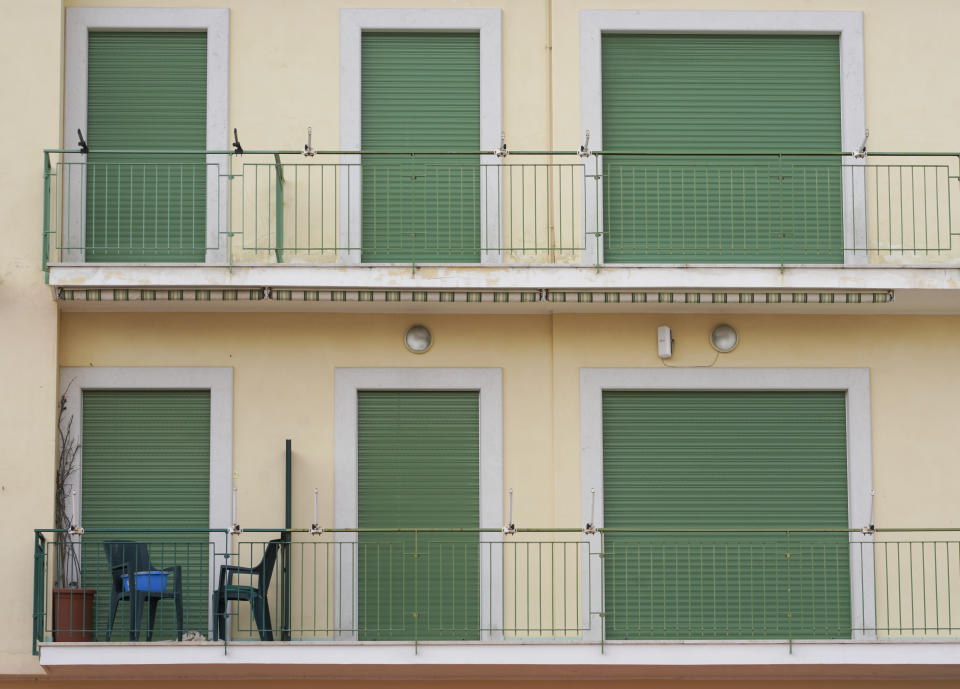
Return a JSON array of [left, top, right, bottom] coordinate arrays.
[[42, 148, 960, 274], [32, 527, 960, 653]]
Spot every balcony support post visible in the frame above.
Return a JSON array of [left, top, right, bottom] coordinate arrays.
[[281, 439, 292, 641], [274, 154, 284, 264]]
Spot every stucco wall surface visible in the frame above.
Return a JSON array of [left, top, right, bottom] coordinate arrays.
[[0, 0, 62, 676], [56, 312, 960, 531]]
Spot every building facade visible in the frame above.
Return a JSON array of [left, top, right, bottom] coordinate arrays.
[[2, 1, 960, 686]]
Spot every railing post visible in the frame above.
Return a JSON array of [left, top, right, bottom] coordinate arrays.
[[274, 154, 284, 264], [42, 153, 52, 283], [778, 154, 786, 269], [594, 154, 602, 271], [33, 531, 46, 655], [786, 529, 793, 651], [413, 528, 420, 652], [281, 439, 291, 641]]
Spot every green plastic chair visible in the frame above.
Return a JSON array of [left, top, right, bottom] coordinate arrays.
[[212, 539, 280, 641]]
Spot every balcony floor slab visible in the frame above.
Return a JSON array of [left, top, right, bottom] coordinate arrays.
[[37, 639, 960, 680], [46, 264, 960, 314]]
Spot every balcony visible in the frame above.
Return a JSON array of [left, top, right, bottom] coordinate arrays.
[[41, 148, 960, 312], [33, 527, 960, 676]]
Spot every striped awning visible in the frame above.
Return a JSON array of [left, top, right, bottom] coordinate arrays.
[[56, 287, 894, 305]]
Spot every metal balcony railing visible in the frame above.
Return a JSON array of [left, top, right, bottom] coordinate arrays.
[[41, 148, 960, 276], [33, 527, 960, 653]]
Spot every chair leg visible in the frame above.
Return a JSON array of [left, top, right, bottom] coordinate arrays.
[[175, 591, 184, 642], [131, 593, 145, 642], [250, 597, 265, 641], [212, 592, 223, 641], [260, 597, 274, 642], [105, 594, 119, 642], [146, 598, 159, 642]]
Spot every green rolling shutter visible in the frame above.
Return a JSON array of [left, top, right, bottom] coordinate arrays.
[[602, 391, 850, 639], [357, 391, 480, 640], [81, 390, 210, 639], [601, 34, 842, 263], [361, 32, 481, 263], [86, 31, 207, 262]]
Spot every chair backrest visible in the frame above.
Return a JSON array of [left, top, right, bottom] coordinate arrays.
[[103, 541, 152, 593], [255, 539, 282, 595]]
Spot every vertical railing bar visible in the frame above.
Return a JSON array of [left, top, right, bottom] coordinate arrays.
[[934, 541, 940, 634], [897, 542, 904, 634], [887, 167, 893, 255]]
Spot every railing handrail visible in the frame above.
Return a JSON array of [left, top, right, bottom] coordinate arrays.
[[34, 526, 960, 535], [42, 147, 960, 159]]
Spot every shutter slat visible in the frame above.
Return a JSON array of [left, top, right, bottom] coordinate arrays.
[[601, 34, 842, 263], [357, 391, 480, 640], [602, 391, 851, 639]]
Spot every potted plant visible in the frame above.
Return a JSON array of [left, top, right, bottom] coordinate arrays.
[[51, 384, 95, 642]]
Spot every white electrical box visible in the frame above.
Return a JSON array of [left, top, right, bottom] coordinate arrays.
[[657, 325, 673, 359]]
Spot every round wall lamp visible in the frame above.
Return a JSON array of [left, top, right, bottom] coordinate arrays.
[[403, 324, 433, 354], [710, 324, 739, 353]]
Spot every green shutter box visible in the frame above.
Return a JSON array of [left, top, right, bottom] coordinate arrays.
[[361, 32, 481, 263], [81, 390, 211, 639], [357, 390, 480, 640], [602, 391, 850, 640], [86, 31, 207, 262], [601, 34, 842, 263]]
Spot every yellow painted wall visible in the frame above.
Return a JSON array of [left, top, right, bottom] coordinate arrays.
[[0, 0, 62, 676], [58, 312, 960, 531], [6, 0, 960, 678], [60, 0, 960, 154]]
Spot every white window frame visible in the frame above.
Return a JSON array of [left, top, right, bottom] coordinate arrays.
[[59, 366, 234, 636], [63, 8, 230, 264], [579, 10, 867, 267], [334, 367, 504, 640], [339, 9, 503, 265], [578, 367, 875, 642]]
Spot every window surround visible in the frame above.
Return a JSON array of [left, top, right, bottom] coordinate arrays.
[[579, 10, 867, 267], [334, 367, 504, 640], [59, 366, 234, 634], [339, 8, 503, 265], [578, 367, 875, 642], [63, 7, 230, 264]]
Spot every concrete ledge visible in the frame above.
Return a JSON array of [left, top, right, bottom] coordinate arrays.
[[37, 640, 960, 680], [44, 264, 960, 313]]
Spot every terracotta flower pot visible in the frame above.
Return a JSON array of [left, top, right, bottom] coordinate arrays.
[[51, 587, 95, 642]]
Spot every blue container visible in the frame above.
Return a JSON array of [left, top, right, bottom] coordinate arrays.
[[122, 570, 168, 593]]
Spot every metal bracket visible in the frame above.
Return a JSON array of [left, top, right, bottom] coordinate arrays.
[[502, 488, 516, 534], [232, 128, 244, 156], [77, 129, 89, 155], [579, 130, 591, 158], [854, 129, 869, 159], [493, 131, 508, 158], [583, 488, 598, 534], [303, 126, 316, 157], [309, 524, 324, 536], [861, 524, 876, 535], [230, 523, 242, 535]]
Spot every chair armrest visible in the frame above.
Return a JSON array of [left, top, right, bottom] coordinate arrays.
[[221, 565, 257, 575], [217, 564, 257, 589]]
